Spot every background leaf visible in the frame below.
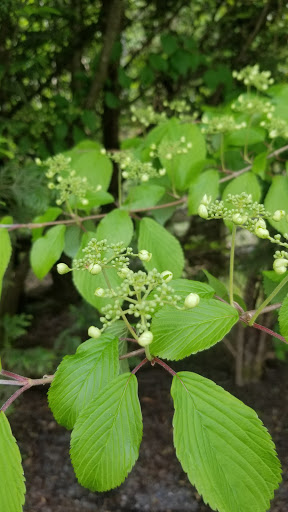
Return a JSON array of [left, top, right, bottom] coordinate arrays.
[[138, 217, 184, 278], [30, 224, 66, 280], [171, 372, 281, 512], [0, 412, 26, 512], [48, 333, 119, 430], [0, 223, 12, 299], [279, 294, 288, 342], [96, 209, 133, 245], [70, 373, 142, 491], [265, 176, 288, 235]]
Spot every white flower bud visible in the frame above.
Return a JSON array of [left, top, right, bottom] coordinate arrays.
[[122, 171, 128, 178], [273, 258, 288, 275], [255, 227, 269, 239], [117, 266, 130, 278], [198, 204, 208, 219], [88, 263, 102, 275], [35, 157, 42, 165], [255, 219, 266, 229], [57, 263, 71, 275], [138, 331, 153, 347], [161, 270, 173, 282], [96, 184, 102, 191], [159, 168, 166, 176], [232, 213, 247, 225], [94, 287, 105, 297], [141, 173, 149, 182], [201, 194, 212, 206], [272, 210, 285, 222], [100, 148, 106, 155], [184, 293, 200, 309], [81, 198, 89, 206], [138, 249, 152, 262], [88, 326, 101, 339]]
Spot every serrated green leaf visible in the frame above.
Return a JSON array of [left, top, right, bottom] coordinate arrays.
[[48, 333, 119, 430], [106, 321, 129, 373], [151, 299, 238, 360], [123, 184, 165, 210], [171, 372, 281, 512], [96, 209, 133, 245], [203, 269, 228, 299], [223, 172, 261, 203], [226, 126, 266, 146], [30, 224, 66, 280], [265, 176, 288, 236], [0, 226, 12, 299], [279, 294, 288, 341], [32, 207, 62, 241], [251, 151, 268, 179], [70, 373, 142, 491], [72, 231, 122, 309], [0, 412, 26, 511], [168, 279, 215, 300], [188, 169, 219, 214], [138, 218, 184, 278]]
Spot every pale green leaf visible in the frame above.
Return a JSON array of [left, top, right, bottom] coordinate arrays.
[[0, 412, 26, 511], [64, 225, 83, 258], [226, 126, 266, 146], [0, 225, 12, 299], [96, 209, 133, 245], [123, 184, 165, 210], [48, 333, 119, 430], [138, 218, 184, 278], [279, 294, 288, 341], [223, 172, 261, 203], [32, 206, 62, 241], [72, 231, 122, 309], [168, 279, 215, 300], [264, 176, 288, 236], [70, 373, 142, 491], [30, 224, 66, 280], [171, 372, 281, 512], [188, 170, 219, 214], [151, 299, 238, 360], [203, 269, 228, 299]]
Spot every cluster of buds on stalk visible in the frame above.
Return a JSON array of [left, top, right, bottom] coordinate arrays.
[[232, 65, 274, 91], [201, 115, 246, 135], [57, 239, 200, 349], [110, 150, 166, 183]]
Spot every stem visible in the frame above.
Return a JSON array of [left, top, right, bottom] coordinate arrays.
[[1, 384, 31, 412], [248, 273, 288, 325], [229, 225, 237, 306], [0, 380, 24, 386], [145, 345, 152, 361], [250, 322, 288, 344], [1, 370, 28, 381], [131, 357, 148, 374], [119, 348, 145, 359], [154, 357, 177, 377]]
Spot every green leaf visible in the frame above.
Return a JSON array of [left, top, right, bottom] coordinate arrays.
[[70, 373, 142, 491], [161, 34, 178, 55], [0, 224, 12, 299], [0, 412, 26, 511], [168, 278, 215, 300], [123, 184, 165, 210], [263, 270, 288, 304], [104, 91, 120, 109], [32, 207, 62, 241], [223, 172, 261, 203], [96, 209, 133, 245], [226, 126, 266, 146], [151, 299, 238, 360], [203, 269, 228, 299], [188, 170, 219, 214], [171, 372, 281, 512], [252, 151, 268, 179], [279, 294, 288, 341], [30, 224, 66, 280], [265, 176, 288, 236], [64, 225, 83, 258], [48, 333, 119, 430], [138, 218, 184, 278], [72, 150, 113, 201], [159, 122, 206, 191], [73, 232, 122, 310], [149, 54, 168, 72]]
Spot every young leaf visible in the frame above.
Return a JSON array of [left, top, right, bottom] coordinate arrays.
[[279, 294, 288, 341], [48, 333, 119, 430], [0, 225, 12, 299], [96, 209, 133, 245], [0, 412, 26, 511], [138, 217, 184, 278], [203, 269, 228, 299], [70, 373, 142, 491], [30, 224, 66, 280], [151, 299, 238, 360], [171, 372, 281, 512]]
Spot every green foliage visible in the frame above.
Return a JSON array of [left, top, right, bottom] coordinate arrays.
[[0, 412, 25, 512], [70, 373, 142, 491], [30, 224, 66, 279], [0, 222, 12, 299], [171, 372, 281, 512]]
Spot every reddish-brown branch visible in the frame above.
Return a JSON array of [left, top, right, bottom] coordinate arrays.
[[131, 357, 148, 374]]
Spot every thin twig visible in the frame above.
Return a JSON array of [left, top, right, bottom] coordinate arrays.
[[119, 348, 145, 360]]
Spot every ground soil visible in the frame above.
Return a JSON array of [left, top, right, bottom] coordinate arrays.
[[8, 341, 288, 512]]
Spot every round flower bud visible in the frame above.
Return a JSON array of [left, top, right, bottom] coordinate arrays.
[[161, 270, 173, 282], [88, 263, 102, 275], [88, 326, 101, 339], [81, 198, 89, 206], [117, 266, 131, 278], [94, 287, 105, 297], [141, 173, 149, 182], [272, 210, 285, 222], [232, 213, 247, 225], [273, 258, 288, 275], [255, 227, 269, 239], [100, 148, 106, 155], [166, 153, 172, 160], [198, 204, 208, 219], [255, 218, 266, 229], [57, 263, 71, 275], [96, 184, 102, 191], [35, 157, 42, 165], [159, 168, 166, 176], [138, 249, 152, 262], [138, 331, 153, 347], [201, 194, 211, 206], [184, 293, 200, 309], [122, 171, 128, 179]]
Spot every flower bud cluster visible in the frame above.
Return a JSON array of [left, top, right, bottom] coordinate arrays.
[[260, 116, 288, 139], [158, 136, 193, 161], [163, 99, 190, 119], [201, 115, 246, 135], [130, 104, 167, 127], [231, 95, 275, 116], [110, 151, 165, 183], [232, 65, 274, 91], [73, 239, 134, 274], [43, 154, 101, 207], [273, 251, 288, 275]]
